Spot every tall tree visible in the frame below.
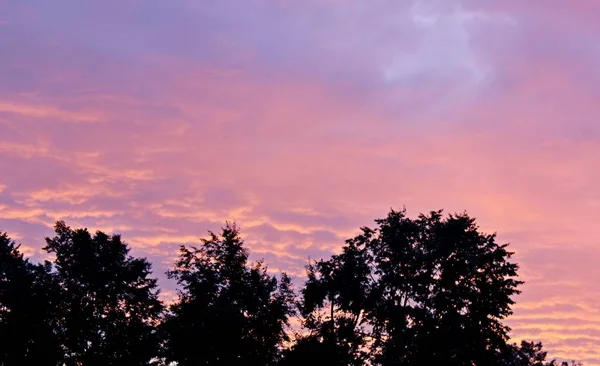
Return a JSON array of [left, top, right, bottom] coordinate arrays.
[[44, 221, 164, 366], [291, 208, 524, 366], [0, 232, 62, 366], [162, 222, 296, 366]]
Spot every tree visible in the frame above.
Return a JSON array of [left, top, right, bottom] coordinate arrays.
[[0, 232, 62, 366], [292, 208, 524, 366], [504, 341, 582, 366], [162, 222, 296, 366], [43, 221, 164, 366], [283, 238, 373, 366], [0, 214, 584, 366]]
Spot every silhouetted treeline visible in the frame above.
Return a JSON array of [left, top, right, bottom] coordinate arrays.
[[0, 209, 581, 365]]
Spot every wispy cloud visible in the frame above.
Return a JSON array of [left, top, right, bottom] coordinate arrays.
[[0, 101, 102, 123]]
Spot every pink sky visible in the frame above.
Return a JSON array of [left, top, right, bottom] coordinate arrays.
[[2, 0, 600, 363]]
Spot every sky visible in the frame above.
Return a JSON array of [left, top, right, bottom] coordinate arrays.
[[1, 0, 600, 363]]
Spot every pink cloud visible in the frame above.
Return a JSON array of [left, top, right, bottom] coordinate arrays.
[[0, 100, 102, 123]]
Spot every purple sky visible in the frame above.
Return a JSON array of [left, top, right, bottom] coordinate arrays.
[[2, 0, 600, 363]]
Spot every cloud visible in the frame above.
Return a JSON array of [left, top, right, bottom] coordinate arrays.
[[0, 101, 102, 123]]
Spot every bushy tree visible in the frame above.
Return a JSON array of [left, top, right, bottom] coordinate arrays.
[[162, 223, 296, 366], [0, 233, 62, 366], [44, 221, 164, 366], [290, 209, 524, 366]]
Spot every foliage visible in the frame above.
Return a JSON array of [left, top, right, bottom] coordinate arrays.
[[291, 209, 524, 366], [0, 212, 583, 366], [44, 221, 164, 366], [505, 341, 582, 366], [161, 222, 296, 366], [0, 232, 62, 366]]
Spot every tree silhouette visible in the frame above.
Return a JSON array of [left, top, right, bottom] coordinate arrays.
[[504, 341, 582, 366], [161, 223, 296, 366], [291, 209, 525, 366], [43, 221, 164, 366], [0, 215, 584, 366], [283, 235, 372, 366], [0, 232, 62, 366]]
